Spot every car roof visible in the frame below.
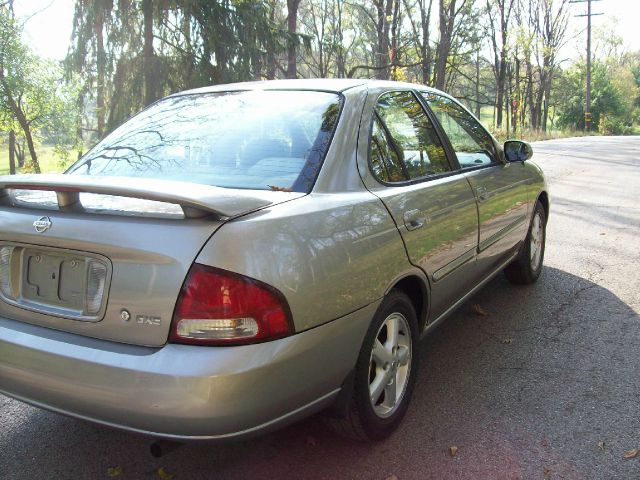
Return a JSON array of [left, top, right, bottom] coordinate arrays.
[[173, 78, 446, 96]]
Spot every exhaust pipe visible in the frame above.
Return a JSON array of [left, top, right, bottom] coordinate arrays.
[[150, 440, 183, 458]]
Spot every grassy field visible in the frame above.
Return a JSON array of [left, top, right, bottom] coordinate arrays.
[[0, 144, 69, 175]]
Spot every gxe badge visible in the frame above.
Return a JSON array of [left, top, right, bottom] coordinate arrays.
[[33, 216, 52, 233]]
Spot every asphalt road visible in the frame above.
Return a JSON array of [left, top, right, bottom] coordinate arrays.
[[1, 136, 639, 480]]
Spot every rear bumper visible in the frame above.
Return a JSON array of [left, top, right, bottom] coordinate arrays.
[[0, 302, 376, 440]]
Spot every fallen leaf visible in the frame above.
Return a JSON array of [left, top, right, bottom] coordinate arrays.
[[157, 467, 174, 480], [306, 435, 317, 447], [472, 304, 488, 316], [268, 185, 293, 192], [107, 466, 123, 477], [385, 475, 399, 480], [598, 441, 605, 450], [449, 446, 458, 457], [543, 467, 552, 478], [600, 232, 607, 236], [623, 448, 638, 459], [502, 337, 513, 344]]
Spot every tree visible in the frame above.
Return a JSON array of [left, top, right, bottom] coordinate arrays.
[[0, 9, 79, 173], [486, 0, 515, 129], [434, 0, 471, 89], [68, 1, 301, 133], [403, 0, 435, 85], [556, 60, 636, 133], [286, 0, 301, 78]]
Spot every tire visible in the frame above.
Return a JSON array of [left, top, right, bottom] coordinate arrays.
[[504, 200, 546, 285], [328, 290, 419, 441]]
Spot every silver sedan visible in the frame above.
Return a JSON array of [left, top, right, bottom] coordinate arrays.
[[0, 79, 548, 441]]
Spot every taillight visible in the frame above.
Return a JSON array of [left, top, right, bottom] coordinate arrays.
[[169, 263, 293, 346]]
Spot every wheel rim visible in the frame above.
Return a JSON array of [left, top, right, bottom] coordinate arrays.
[[368, 312, 412, 418], [529, 211, 544, 270]]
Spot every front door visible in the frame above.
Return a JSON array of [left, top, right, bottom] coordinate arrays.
[[420, 91, 530, 274]]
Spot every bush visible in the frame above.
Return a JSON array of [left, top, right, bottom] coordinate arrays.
[[598, 115, 633, 135]]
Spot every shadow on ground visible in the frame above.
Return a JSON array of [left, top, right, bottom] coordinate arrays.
[[1, 266, 638, 480]]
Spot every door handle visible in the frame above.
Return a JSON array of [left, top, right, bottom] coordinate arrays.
[[403, 209, 427, 231]]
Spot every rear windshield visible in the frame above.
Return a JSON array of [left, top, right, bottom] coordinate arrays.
[[67, 90, 342, 192]]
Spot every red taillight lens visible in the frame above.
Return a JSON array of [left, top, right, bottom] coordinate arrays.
[[169, 263, 293, 345]]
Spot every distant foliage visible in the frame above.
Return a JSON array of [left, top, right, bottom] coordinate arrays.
[[556, 59, 638, 134], [67, 0, 300, 136], [0, 8, 81, 172]]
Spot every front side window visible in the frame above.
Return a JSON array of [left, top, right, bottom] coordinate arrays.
[[67, 90, 342, 192], [374, 91, 451, 181], [420, 92, 497, 168]]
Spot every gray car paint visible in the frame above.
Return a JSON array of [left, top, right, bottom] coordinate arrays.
[[0, 79, 547, 439], [0, 300, 377, 439]]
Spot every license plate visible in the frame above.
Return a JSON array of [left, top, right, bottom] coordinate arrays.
[[0, 243, 110, 321], [23, 249, 86, 311]]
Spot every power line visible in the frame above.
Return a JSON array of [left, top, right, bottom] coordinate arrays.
[[570, 0, 604, 131]]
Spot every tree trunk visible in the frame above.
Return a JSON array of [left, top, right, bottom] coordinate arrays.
[[8, 130, 15, 175], [504, 66, 510, 135], [390, 0, 401, 79], [286, 0, 301, 79], [421, 0, 434, 85], [95, 8, 106, 137], [434, 0, 455, 90], [495, 58, 506, 128], [143, 0, 157, 105], [266, 1, 277, 79], [527, 62, 537, 129], [475, 53, 481, 118], [541, 65, 552, 132], [335, 1, 346, 77], [0, 74, 40, 173], [15, 141, 24, 168], [23, 127, 39, 173], [534, 73, 544, 129], [373, 0, 390, 80]]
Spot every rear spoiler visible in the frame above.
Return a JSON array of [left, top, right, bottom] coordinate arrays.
[[0, 174, 301, 219]]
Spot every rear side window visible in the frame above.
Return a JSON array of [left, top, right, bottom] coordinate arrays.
[[372, 91, 451, 182], [420, 92, 497, 168], [67, 90, 342, 193]]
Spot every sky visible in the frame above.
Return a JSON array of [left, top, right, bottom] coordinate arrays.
[[12, 0, 640, 64]]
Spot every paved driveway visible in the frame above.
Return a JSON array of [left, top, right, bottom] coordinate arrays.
[[1, 136, 639, 479]]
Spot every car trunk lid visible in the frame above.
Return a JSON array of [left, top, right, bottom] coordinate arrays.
[[0, 174, 303, 346]]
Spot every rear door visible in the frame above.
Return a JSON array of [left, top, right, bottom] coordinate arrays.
[[420, 91, 530, 274], [361, 90, 479, 319]]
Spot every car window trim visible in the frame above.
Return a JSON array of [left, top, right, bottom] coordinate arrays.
[[416, 90, 503, 171], [367, 90, 458, 187]]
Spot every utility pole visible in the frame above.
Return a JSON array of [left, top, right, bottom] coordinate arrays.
[[571, 0, 603, 131]]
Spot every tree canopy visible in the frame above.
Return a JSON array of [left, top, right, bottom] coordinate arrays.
[[1, 0, 639, 176]]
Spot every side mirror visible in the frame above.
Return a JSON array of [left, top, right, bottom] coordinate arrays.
[[504, 140, 533, 162]]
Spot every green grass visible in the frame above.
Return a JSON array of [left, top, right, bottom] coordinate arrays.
[[0, 144, 68, 176]]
